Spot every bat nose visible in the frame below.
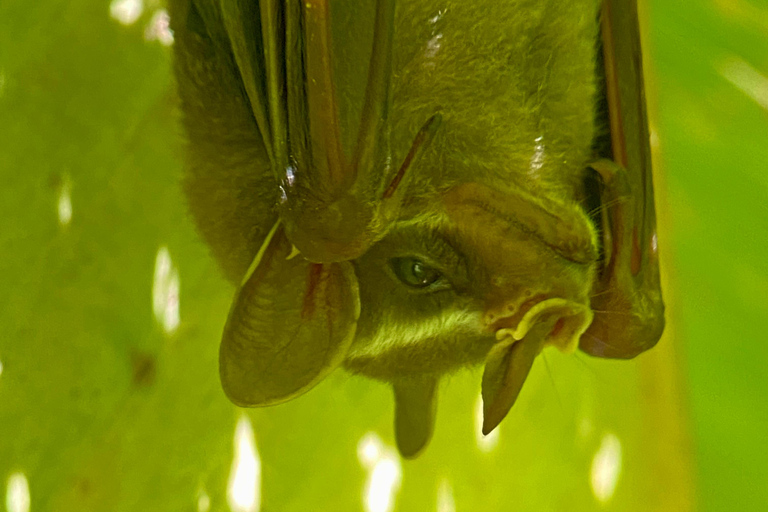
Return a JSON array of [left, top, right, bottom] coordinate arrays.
[[486, 297, 595, 354], [480, 297, 593, 435]]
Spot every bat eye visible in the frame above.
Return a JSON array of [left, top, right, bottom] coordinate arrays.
[[390, 257, 444, 289]]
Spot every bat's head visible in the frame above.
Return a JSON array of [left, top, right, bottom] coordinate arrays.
[[218, 173, 600, 458], [342, 178, 599, 453]]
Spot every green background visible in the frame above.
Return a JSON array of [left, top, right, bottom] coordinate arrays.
[[0, 0, 765, 510], [644, 0, 768, 509]]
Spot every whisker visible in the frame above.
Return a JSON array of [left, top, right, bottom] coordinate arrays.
[[573, 352, 601, 379], [541, 352, 563, 411], [589, 288, 617, 299], [586, 196, 629, 217], [591, 309, 636, 317], [584, 332, 626, 352]]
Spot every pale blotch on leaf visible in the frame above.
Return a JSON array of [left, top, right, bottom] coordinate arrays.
[[366, 459, 401, 512], [109, 0, 143, 26], [356, 432, 402, 512], [227, 415, 261, 512], [152, 246, 180, 333], [578, 416, 594, 441], [0, 358, 4, 378], [436, 479, 456, 512], [649, 128, 660, 149], [196, 487, 210, 512], [590, 433, 623, 504], [6, 472, 30, 512], [357, 432, 383, 469], [144, 9, 174, 46], [718, 55, 768, 111], [58, 181, 72, 226], [474, 394, 499, 452]]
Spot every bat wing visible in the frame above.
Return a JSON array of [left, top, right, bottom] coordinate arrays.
[[579, 0, 665, 358], [258, 0, 400, 263], [169, 0, 279, 282]]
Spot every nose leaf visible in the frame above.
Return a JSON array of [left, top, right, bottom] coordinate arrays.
[[481, 319, 551, 435], [481, 298, 593, 434]]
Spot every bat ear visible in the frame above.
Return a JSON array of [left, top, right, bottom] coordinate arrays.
[[219, 222, 360, 407], [392, 376, 438, 459]]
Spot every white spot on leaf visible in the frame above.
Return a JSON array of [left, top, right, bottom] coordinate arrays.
[[6, 472, 30, 512], [144, 9, 174, 46], [152, 246, 180, 333], [366, 459, 401, 512], [590, 433, 622, 503], [436, 479, 456, 512], [649, 128, 660, 149], [357, 432, 383, 469], [58, 181, 72, 226], [197, 487, 210, 512], [718, 56, 768, 111], [227, 416, 261, 512], [110, 0, 144, 25], [474, 394, 499, 452], [357, 432, 402, 512], [578, 416, 594, 440]]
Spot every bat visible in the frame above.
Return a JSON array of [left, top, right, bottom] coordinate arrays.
[[169, 0, 664, 458]]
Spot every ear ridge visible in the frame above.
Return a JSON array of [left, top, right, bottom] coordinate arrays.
[[220, 221, 360, 407], [392, 375, 439, 459]]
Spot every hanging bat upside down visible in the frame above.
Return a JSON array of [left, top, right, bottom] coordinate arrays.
[[169, 0, 664, 458]]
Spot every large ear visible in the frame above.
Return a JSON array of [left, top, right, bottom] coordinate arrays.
[[579, 0, 664, 358], [392, 376, 438, 459], [219, 221, 360, 407]]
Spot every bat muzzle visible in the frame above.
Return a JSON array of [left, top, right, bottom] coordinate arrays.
[[486, 296, 594, 354]]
